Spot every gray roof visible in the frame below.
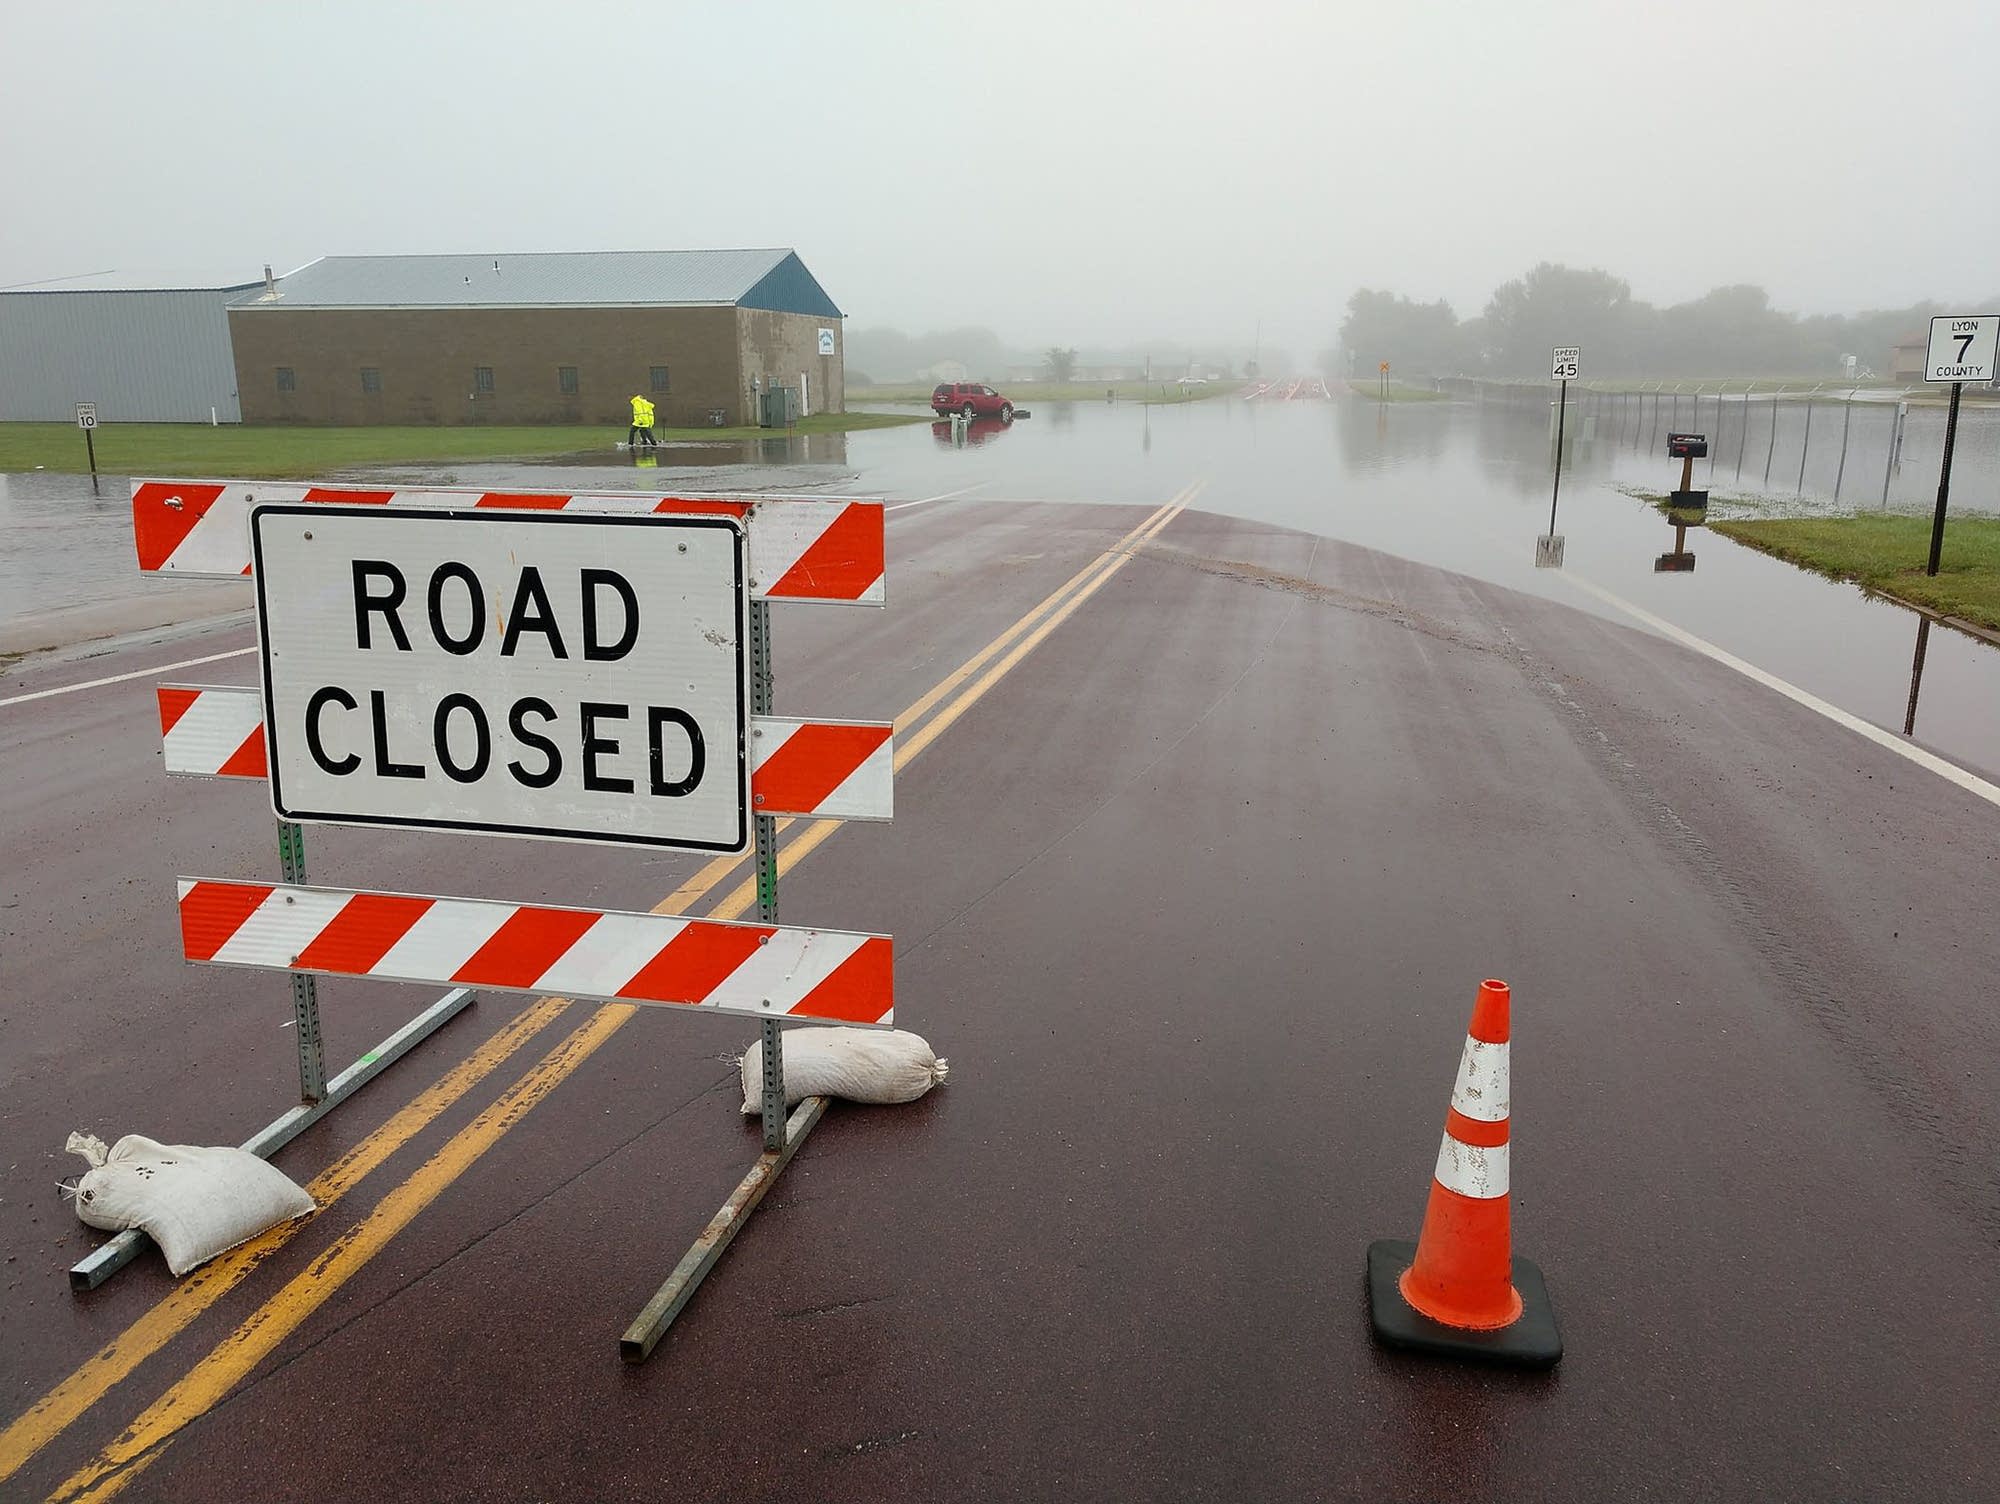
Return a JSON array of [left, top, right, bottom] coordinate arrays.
[[0, 269, 267, 294], [240, 250, 840, 315]]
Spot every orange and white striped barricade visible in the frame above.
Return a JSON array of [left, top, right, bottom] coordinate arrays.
[[82, 482, 894, 1323], [1366, 979, 1562, 1368]]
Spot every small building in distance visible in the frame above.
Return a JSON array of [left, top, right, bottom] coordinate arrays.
[[228, 249, 844, 427], [1889, 333, 1926, 384], [0, 269, 265, 422]]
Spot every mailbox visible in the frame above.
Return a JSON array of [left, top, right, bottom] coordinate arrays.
[[1667, 431, 1708, 459]]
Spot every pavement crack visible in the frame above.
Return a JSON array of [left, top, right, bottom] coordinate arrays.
[[777, 1291, 893, 1320], [1132, 540, 1503, 655]]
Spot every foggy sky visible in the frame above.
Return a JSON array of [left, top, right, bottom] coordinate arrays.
[[3, 0, 1994, 359]]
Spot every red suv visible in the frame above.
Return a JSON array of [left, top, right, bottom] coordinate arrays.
[[930, 382, 1013, 420]]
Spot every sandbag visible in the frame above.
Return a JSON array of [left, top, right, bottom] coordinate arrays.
[[65, 1131, 316, 1276], [738, 1028, 948, 1113]]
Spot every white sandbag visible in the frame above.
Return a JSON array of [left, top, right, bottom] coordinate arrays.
[[65, 1130, 316, 1276], [738, 1027, 948, 1113]]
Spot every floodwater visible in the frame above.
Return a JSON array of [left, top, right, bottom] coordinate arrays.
[[4, 394, 1997, 781]]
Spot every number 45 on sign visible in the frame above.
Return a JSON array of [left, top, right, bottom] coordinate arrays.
[[1551, 348, 1580, 381]]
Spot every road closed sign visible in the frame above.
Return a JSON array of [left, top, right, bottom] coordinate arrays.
[[250, 505, 750, 851], [1925, 315, 1998, 383]]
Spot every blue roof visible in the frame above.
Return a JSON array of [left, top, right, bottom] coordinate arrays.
[[237, 250, 841, 316]]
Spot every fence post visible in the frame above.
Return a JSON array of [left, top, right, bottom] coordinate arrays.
[[1737, 386, 1751, 478], [1832, 391, 1855, 503], [1797, 400, 1815, 495]]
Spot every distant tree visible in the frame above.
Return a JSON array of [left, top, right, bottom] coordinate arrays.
[[1331, 264, 1988, 381], [1044, 346, 1079, 382], [1337, 290, 1465, 378], [1481, 264, 1639, 375], [846, 369, 876, 388]]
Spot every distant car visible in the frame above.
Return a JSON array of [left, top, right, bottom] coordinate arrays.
[[931, 382, 1014, 420]]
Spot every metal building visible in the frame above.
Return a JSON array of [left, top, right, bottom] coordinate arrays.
[[227, 249, 845, 427], [0, 270, 266, 423]]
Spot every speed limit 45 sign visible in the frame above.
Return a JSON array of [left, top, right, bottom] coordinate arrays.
[[1551, 347, 1580, 380]]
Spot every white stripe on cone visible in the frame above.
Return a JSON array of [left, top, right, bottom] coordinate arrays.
[[1433, 1135, 1511, 1199], [1449, 1039, 1511, 1122]]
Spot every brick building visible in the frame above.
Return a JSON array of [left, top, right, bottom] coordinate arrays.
[[228, 249, 843, 427]]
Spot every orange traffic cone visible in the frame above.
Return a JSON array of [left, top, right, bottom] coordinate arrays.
[[1367, 979, 1562, 1367]]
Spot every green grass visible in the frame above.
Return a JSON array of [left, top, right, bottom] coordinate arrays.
[[0, 411, 930, 479], [850, 380, 1240, 405], [1346, 380, 1448, 402], [1712, 514, 2000, 633]]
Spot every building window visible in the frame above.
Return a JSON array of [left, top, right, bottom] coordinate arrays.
[[275, 367, 296, 393], [558, 366, 579, 396], [650, 366, 670, 394], [360, 367, 382, 394], [474, 366, 495, 394]]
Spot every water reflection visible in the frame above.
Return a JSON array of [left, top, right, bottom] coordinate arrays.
[[1336, 397, 1451, 475], [1654, 517, 1698, 573], [930, 416, 1015, 449], [1904, 617, 1931, 736]]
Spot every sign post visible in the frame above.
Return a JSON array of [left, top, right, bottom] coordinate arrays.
[[76, 402, 98, 487], [1922, 314, 1997, 576], [1379, 360, 1390, 401], [1540, 348, 1579, 567]]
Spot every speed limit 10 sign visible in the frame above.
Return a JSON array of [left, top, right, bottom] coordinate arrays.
[[1551, 347, 1580, 380]]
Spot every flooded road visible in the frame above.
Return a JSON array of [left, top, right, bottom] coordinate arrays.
[[5, 393, 1997, 777]]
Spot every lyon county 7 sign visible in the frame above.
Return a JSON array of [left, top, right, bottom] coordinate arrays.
[[1551, 347, 1580, 380], [250, 505, 750, 852], [1925, 315, 1998, 383]]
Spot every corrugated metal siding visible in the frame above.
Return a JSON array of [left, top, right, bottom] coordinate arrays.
[[0, 289, 244, 422], [258, 250, 802, 310]]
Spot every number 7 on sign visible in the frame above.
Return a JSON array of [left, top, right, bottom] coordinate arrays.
[[1956, 333, 1976, 364]]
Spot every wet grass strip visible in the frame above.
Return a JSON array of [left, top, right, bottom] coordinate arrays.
[[1344, 381, 1448, 402], [0, 413, 928, 479], [1712, 514, 2000, 634]]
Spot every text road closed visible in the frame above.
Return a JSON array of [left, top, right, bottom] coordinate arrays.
[[251, 505, 749, 851]]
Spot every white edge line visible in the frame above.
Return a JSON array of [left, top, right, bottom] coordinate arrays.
[[888, 482, 990, 512], [1564, 573, 2000, 810], [0, 647, 258, 709]]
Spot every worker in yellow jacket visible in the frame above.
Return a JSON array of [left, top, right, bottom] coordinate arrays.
[[628, 394, 659, 450]]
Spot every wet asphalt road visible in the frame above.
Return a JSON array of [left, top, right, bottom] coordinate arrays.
[[2, 423, 1999, 1500]]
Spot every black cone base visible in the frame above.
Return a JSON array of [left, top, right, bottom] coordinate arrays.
[[1366, 1239, 1563, 1369]]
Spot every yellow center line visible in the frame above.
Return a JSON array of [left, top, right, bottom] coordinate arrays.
[[50, 1004, 639, 1504], [34, 484, 1200, 1502], [0, 994, 571, 1487]]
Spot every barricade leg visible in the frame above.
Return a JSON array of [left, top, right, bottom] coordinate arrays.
[[621, 596, 808, 1360], [69, 985, 475, 1290], [619, 1094, 828, 1363], [68, 813, 474, 1292]]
